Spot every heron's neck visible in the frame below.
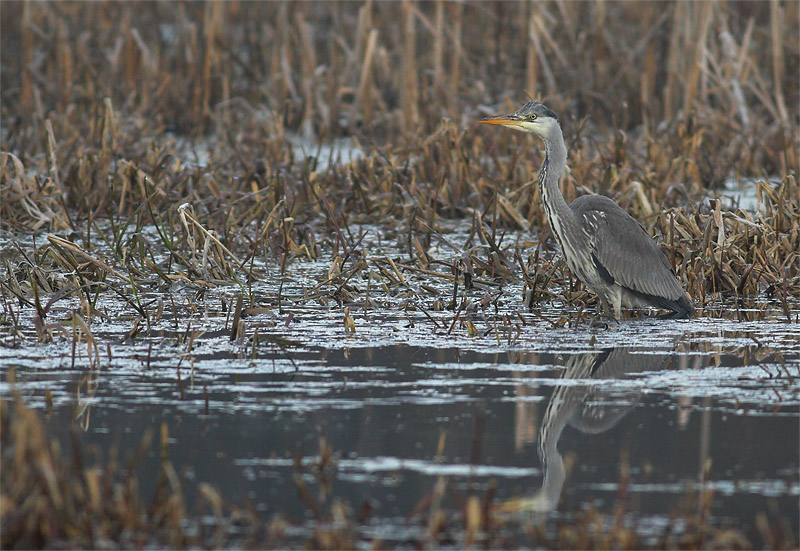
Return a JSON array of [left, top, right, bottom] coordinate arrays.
[[537, 128, 576, 233], [533, 392, 573, 511]]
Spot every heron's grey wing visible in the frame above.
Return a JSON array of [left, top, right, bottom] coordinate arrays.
[[567, 347, 673, 434], [570, 195, 685, 301]]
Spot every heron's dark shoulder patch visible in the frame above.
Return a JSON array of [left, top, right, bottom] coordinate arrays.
[[591, 253, 615, 285]]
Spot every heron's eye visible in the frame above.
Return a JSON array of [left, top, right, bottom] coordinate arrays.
[[528, 114, 537, 121]]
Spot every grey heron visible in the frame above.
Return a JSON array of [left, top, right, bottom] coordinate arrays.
[[479, 101, 695, 319]]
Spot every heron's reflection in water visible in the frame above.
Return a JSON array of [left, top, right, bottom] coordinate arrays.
[[505, 347, 680, 515]]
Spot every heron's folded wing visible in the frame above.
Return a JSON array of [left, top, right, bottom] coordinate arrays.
[[571, 195, 684, 301]]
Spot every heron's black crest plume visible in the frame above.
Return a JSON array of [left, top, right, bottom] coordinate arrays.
[[516, 101, 558, 121]]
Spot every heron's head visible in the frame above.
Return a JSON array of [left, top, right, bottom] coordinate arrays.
[[479, 101, 560, 140]]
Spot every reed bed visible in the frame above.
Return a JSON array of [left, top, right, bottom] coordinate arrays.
[[2, 2, 797, 150], [1, 1, 799, 548], [1, 103, 798, 322]]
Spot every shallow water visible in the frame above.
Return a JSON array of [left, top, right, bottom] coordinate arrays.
[[720, 177, 780, 214], [169, 132, 363, 171], [1, 222, 798, 546]]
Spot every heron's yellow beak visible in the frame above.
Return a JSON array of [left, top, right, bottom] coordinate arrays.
[[478, 114, 523, 127]]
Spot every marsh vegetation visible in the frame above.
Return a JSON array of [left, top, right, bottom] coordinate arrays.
[[1, 1, 798, 548]]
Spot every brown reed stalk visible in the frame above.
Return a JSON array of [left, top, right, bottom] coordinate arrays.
[[663, 1, 685, 121], [528, 11, 556, 96], [357, 29, 379, 127], [769, 0, 789, 123], [433, 1, 444, 95], [683, 2, 714, 122], [448, 1, 463, 102], [525, 5, 538, 98], [401, 0, 419, 134]]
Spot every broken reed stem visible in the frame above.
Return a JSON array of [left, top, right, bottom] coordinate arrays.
[[44, 119, 61, 191], [356, 28, 378, 126]]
